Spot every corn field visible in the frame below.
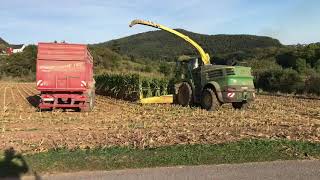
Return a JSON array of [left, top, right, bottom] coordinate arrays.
[[95, 73, 170, 101], [0, 82, 319, 154]]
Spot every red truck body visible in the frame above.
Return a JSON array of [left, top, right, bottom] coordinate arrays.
[[36, 43, 95, 111]]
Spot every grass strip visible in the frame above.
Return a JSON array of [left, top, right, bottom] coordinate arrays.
[[1, 139, 320, 174]]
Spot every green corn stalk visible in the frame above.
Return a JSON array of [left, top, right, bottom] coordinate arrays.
[[94, 73, 170, 101]]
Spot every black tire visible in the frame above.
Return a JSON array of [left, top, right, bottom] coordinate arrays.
[[201, 88, 220, 111], [89, 91, 95, 110], [232, 102, 248, 110], [177, 82, 193, 107]]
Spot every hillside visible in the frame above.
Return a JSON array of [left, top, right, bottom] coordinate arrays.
[[0, 37, 8, 46], [96, 29, 282, 61]]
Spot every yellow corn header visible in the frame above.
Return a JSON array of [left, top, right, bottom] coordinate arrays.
[[139, 95, 173, 104]]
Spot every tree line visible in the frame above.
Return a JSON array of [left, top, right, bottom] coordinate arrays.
[[99, 29, 282, 61], [0, 35, 319, 96], [250, 44, 320, 95]]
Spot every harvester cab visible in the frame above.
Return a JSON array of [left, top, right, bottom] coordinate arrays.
[[130, 19, 255, 110]]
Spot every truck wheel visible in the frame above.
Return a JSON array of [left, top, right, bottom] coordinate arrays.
[[201, 88, 220, 111], [89, 91, 95, 110], [232, 102, 248, 110], [177, 82, 192, 107]]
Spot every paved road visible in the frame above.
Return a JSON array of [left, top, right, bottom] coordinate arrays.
[[23, 160, 320, 180]]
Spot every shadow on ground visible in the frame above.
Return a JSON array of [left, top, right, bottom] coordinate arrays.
[[26, 95, 41, 108], [0, 147, 41, 180]]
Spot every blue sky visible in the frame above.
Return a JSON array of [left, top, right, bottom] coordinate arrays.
[[0, 0, 319, 45]]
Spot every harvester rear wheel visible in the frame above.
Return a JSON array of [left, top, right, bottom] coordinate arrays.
[[177, 82, 192, 107], [232, 102, 248, 110], [201, 88, 220, 111]]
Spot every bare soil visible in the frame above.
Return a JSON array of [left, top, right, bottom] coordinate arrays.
[[0, 83, 319, 153]]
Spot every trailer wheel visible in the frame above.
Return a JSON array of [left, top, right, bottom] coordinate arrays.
[[81, 91, 95, 112], [89, 91, 95, 110], [177, 82, 192, 107], [201, 88, 220, 111]]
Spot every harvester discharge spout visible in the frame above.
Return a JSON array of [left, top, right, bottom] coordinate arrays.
[[129, 19, 211, 65]]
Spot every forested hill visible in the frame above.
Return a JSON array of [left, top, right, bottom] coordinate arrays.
[[96, 29, 282, 61], [0, 38, 8, 45]]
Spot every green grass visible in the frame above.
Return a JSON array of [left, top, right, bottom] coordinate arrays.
[[2, 139, 320, 174]]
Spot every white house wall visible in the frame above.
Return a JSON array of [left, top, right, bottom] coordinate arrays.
[[12, 44, 26, 53]]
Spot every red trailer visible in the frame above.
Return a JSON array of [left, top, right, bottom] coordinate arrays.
[[36, 43, 95, 111]]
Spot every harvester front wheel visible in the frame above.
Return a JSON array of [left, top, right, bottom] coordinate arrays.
[[177, 82, 192, 107], [201, 88, 220, 111]]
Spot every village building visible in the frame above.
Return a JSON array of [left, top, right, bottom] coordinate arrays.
[[6, 44, 26, 55]]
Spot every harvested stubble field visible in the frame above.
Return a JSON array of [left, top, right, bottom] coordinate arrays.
[[0, 82, 319, 154]]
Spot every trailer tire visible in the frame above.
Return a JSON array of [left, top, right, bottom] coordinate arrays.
[[89, 91, 95, 110], [201, 88, 220, 111], [81, 91, 95, 112], [177, 82, 192, 107]]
